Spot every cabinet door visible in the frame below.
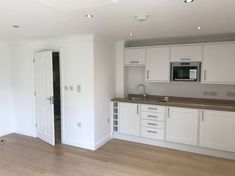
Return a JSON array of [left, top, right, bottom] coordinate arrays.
[[171, 45, 202, 62], [124, 48, 145, 66], [145, 47, 170, 82], [119, 103, 140, 136], [166, 107, 199, 145], [202, 43, 235, 84], [200, 110, 235, 152]]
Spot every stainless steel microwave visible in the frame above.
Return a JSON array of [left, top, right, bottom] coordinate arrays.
[[171, 62, 201, 82]]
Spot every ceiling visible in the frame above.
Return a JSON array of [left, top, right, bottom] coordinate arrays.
[[0, 0, 235, 41]]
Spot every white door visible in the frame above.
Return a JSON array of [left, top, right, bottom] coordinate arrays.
[[119, 103, 140, 136], [166, 107, 199, 146], [200, 110, 235, 152], [145, 47, 170, 82], [34, 51, 55, 146]]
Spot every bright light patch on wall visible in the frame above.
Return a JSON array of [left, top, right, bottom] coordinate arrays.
[[38, 0, 119, 11]]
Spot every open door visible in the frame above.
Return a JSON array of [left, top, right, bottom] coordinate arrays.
[[34, 51, 55, 146]]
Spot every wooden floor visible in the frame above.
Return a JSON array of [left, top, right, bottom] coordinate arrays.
[[0, 134, 235, 176]]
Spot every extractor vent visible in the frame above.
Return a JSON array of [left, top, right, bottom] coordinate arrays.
[[38, 0, 119, 11]]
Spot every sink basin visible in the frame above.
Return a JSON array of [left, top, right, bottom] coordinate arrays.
[[129, 97, 144, 101]]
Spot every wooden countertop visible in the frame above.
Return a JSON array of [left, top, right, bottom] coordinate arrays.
[[111, 95, 235, 112]]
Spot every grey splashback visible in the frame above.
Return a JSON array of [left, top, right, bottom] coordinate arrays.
[[124, 67, 235, 100]]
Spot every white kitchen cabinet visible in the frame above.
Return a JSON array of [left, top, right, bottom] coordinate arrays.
[[119, 103, 140, 136], [124, 48, 145, 66], [200, 110, 235, 152], [202, 43, 235, 84], [166, 107, 199, 146], [145, 47, 170, 82], [171, 45, 203, 62]]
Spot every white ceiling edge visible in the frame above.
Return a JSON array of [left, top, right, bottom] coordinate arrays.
[[37, 0, 119, 11]]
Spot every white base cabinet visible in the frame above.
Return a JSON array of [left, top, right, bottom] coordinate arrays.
[[166, 107, 199, 146], [119, 103, 140, 136], [200, 110, 235, 152]]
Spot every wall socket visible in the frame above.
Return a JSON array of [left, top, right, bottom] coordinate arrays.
[[203, 91, 218, 96], [227, 92, 235, 97]]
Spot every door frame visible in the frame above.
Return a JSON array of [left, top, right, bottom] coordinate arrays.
[[32, 48, 65, 145]]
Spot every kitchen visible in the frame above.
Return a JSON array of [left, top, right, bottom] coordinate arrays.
[[1, 0, 235, 175], [112, 41, 235, 160]]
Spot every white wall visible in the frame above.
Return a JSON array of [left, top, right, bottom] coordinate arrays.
[[94, 36, 116, 148], [0, 42, 14, 136], [115, 41, 125, 98], [10, 34, 96, 149], [124, 66, 235, 100]]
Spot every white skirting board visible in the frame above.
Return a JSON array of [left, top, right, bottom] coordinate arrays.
[[113, 133, 235, 160]]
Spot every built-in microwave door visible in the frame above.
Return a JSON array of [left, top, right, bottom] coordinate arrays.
[[172, 63, 200, 82]]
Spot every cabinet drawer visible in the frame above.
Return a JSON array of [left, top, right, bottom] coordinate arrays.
[[141, 127, 165, 140], [141, 105, 165, 113], [141, 119, 165, 129], [141, 112, 165, 121]]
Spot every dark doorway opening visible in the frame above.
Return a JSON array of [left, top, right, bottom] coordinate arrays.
[[53, 52, 61, 144]]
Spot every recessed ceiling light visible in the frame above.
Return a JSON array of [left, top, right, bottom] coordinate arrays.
[[196, 26, 201, 30], [134, 14, 149, 22], [12, 25, 20, 28], [129, 33, 135, 36], [85, 14, 94, 18], [184, 0, 194, 3]]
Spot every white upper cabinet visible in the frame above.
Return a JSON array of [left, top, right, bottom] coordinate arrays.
[[200, 110, 235, 153], [119, 103, 140, 137], [124, 48, 145, 66], [166, 107, 199, 146], [171, 45, 203, 62], [145, 47, 170, 82], [202, 43, 235, 84]]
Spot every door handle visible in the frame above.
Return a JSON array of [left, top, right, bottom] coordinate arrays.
[[46, 96, 54, 104]]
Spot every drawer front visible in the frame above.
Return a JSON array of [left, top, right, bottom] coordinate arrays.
[[141, 112, 165, 121], [141, 119, 165, 129], [141, 127, 165, 140], [141, 105, 165, 113]]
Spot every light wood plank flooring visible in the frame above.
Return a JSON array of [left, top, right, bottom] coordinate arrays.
[[0, 134, 235, 176]]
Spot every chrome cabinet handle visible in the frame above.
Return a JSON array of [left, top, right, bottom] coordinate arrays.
[[137, 105, 139, 114], [130, 61, 139, 64], [148, 108, 157, 110], [148, 115, 158, 118], [147, 70, 150, 79], [167, 108, 170, 118], [204, 70, 207, 81], [180, 58, 191, 61], [201, 110, 205, 122], [148, 123, 157, 126], [148, 130, 157, 134]]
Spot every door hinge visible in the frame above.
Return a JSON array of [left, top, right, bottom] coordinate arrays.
[[33, 59, 35, 63], [35, 123, 37, 127], [34, 91, 36, 96]]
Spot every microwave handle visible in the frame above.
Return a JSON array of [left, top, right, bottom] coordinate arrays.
[[180, 58, 191, 61]]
